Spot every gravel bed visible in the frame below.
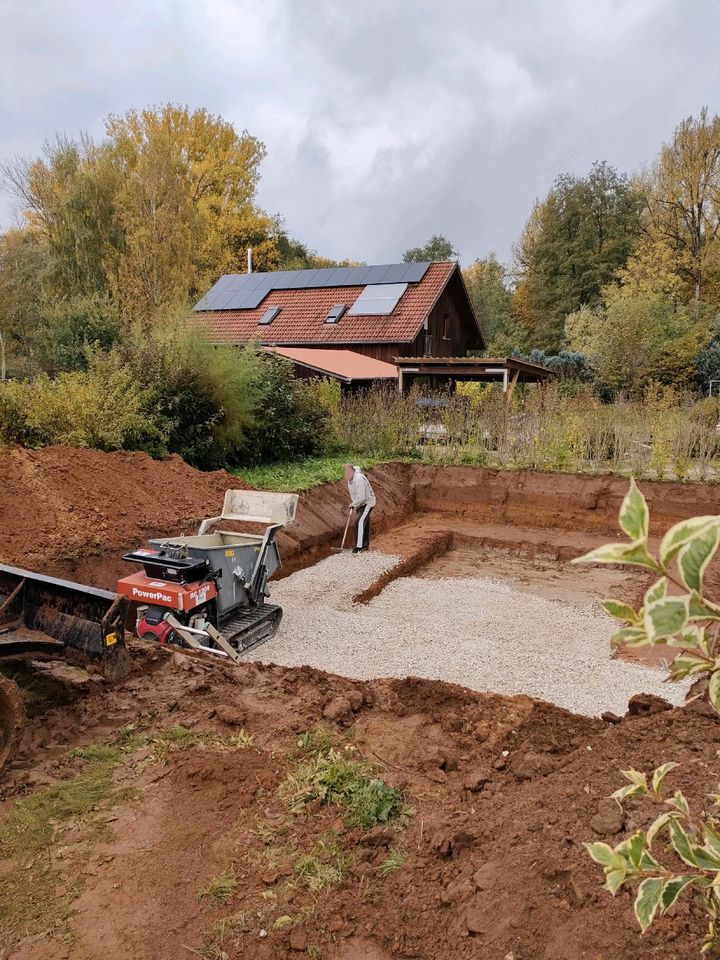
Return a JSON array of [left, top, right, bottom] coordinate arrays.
[[255, 550, 688, 717]]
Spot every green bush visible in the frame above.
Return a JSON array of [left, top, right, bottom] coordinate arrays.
[[0, 348, 161, 451], [32, 295, 122, 374], [232, 354, 331, 466], [117, 319, 263, 469]]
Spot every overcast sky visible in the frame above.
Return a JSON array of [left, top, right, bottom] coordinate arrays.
[[1, 0, 719, 265]]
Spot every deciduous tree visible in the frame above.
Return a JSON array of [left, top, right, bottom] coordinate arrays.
[[403, 234, 458, 262], [514, 162, 643, 350]]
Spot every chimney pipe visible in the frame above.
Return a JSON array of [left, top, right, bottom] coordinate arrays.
[[247, 247, 253, 273]]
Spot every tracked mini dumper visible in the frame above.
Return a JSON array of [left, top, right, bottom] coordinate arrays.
[[117, 489, 298, 663], [0, 489, 297, 776]]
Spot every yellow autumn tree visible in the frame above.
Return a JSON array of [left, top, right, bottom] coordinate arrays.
[[105, 105, 276, 319], [632, 108, 720, 309]]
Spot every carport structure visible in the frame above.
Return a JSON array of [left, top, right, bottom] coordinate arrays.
[[395, 356, 555, 439], [395, 356, 554, 397]]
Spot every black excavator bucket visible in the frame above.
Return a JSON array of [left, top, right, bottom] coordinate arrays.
[[0, 563, 130, 774]]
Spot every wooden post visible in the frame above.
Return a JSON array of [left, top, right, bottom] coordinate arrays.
[[501, 369, 520, 448]]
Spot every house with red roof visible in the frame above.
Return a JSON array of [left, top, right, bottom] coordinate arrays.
[[193, 261, 484, 387]]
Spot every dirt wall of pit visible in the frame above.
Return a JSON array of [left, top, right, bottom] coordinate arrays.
[[412, 465, 720, 535]]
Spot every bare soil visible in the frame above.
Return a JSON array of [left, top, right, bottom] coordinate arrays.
[[1, 645, 718, 960], [2, 448, 720, 958]]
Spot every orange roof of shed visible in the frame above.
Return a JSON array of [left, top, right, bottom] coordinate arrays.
[[264, 347, 398, 382]]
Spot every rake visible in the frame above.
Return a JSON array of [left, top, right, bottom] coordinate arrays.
[[331, 510, 354, 554]]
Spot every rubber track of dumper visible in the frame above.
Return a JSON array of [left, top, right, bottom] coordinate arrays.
[[220, 604, 283, 654], [0, 673, 25, 775]]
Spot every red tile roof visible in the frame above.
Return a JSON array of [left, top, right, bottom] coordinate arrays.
[[197, 261, 457, 345], [264, 347, 398, 382]]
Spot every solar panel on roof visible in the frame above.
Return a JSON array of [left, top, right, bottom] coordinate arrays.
[[194, 261, 435, 311], [242, 288, 270, 309], [402, 262, 431, 282], [347, 283, 408, 316], [322, 267, 350, 286], [365, 264, 395, 284], [351, 266, 374, 285], [382, 263, 411, 284]]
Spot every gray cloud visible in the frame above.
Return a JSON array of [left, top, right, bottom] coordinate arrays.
[[1, 0, 718, 264]]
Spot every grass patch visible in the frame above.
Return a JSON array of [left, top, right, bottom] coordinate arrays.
[[197, 872, 238, 907], [378, 846, 405, 877], [0, 765, 125, 861], [297, 725, 352, 757], [233, 454, 383, 492], [191, 912, 249, 960], [292, 835, 350, 892], [0, 741, 132, 937], [279, 747, 407, 829]]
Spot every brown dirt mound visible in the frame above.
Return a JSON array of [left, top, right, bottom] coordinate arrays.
[[0, 446, 246, 587], [1, 644, 718, 960]]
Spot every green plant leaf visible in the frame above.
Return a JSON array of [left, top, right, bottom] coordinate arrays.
[[644, 595, 689, 642], [661, 876, 696, 914], [634, 876, 666, 932], [617, 832, 649, 869], [610, 627, 650, 650], [645, 578, 668, 607], [639, 848, 663, 871], [601, 599, 641, 624], [678, 525, 720, 593], [703, 824, 720, 858], [689, 591, 720, 622], [667, 624, 707, 650], [612, 769, 649, 799], [693, 846, 720, 871], [652, 762, 678, 798], [585, 842, 624, 869], [647, 812, 672, 846], [670, 652, 713, 680], [605, 867, 628, 895], [620, 479, 650, 542], [709, 671, 720, 715], [574, 540, 660, 571], [669, 819, 700, 867], [660, 517, 720, 569], [667, 791, 690, 816]]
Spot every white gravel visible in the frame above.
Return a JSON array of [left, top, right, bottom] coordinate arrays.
[[254, 551, 688, 717]]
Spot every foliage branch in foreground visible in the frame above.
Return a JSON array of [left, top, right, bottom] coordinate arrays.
[[586, 764, 720, 953], [574, 478, 720, 710], [579, 481, 720, 951]]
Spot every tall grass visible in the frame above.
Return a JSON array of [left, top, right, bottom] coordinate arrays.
[[332, 383, 720, 482]]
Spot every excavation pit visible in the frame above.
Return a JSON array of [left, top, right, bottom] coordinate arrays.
[[248, 465, 716, 717]]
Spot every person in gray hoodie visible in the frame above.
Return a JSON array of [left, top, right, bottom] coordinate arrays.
[[343, 464, 376, 553]]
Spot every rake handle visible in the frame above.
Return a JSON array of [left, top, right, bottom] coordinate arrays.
[[340, 509, 353, 550]]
